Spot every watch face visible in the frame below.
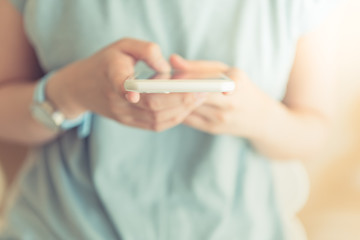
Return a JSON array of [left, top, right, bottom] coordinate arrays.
[[30, 102, 61, 131]]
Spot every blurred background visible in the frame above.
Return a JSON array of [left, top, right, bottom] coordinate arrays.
[[298, 0, 360, 239], [0, 0, 360, 239]]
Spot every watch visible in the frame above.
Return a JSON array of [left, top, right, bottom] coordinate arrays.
[[30, 72, 87, 133], [31, 101, 65, 132]]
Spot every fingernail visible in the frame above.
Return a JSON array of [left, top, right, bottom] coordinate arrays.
[[125, 92, 140, 103], [125, 93, 131, 102], [222, 91, 233, 96]]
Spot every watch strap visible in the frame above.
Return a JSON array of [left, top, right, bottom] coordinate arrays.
[[34, 72, 92, 138], [33, 72, 53, 102]]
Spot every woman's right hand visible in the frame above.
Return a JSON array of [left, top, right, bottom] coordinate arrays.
[[47, 38, 206, 131]]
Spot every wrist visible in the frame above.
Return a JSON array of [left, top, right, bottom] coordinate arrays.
[[248, 97, 289, 142], [240, 85, 288, 141], [46, 67, 87, 119]]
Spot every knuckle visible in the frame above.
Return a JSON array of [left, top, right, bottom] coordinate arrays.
[[144, 98, 152, 109], [113, 112, 124, 123], [150, 111, 162, 123], [146, 98, 162, 111], [115, 113, 135, 125], [144, 42, 161, 56], [173, 114, 185, 124], [216, 112, 230, 124], [216, 112, 225, 123], [112, 109, 127, 123], [168, 117, 178, 126], [121, 116, 133, 124]]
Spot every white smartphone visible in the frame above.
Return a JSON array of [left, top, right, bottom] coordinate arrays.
[[124, 70, 235, 93]]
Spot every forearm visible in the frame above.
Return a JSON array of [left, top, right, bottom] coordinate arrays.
[[248, 98, 330, 160], [0, 80, 59, 145]]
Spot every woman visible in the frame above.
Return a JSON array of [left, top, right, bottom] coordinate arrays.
[[0, 0, 340, 239]]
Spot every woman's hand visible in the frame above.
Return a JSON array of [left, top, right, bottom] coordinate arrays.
[[171, 54, 270, 138], [171, 45, 335, 160], [47, 38, 205, 131]]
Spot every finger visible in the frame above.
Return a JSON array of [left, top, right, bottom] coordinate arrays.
[[196, 93, 233, 110], [108, 38, 172, 103], [112, 105, 175, 131], [125, 92, 141, 103], [170, 54, 229, 73], [183, 113, 213, 133], [114, 38, 171, 72], [107, 53, 135, 90], [149, 98, 205, 132], [124, 104, 191, 124], [221, 68, 246, 95], [225, 68, 244, 89], [169, 54, 188, 70], [119, 117, 153, 131], [170, 71, 223, 80], [188, 105, 219, 123], [117, 95, 205, 124], [226, 68, 245, 79], [152, 72, 172, 79], [136, 92, 202, 111], [144, 102, 199, 123], [122, 106, 193, 132], [105, 52, 141, 102]]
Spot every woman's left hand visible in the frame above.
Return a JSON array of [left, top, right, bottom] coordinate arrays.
[[170, 54, 270, 137]]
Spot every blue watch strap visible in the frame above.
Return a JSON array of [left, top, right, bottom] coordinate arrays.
[[34, 72, 92, 138], [33, 72, 53, 102]]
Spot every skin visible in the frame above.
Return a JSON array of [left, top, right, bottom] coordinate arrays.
[[0, 0, 343, 160]]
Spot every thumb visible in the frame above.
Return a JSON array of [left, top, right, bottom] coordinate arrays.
[[170, 54, 229, 73], [223, 68, 244, 95], [170, 54, 190, 71]]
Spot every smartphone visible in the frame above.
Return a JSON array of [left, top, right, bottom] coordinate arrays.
[[124, 70, 235, 93]]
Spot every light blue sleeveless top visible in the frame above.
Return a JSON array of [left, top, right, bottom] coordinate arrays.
[[1, 0, 338, 239]]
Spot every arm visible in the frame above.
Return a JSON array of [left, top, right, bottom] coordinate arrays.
[[251, 4, 342, 160], [0, 0, 55, 145], [0, 0, 203, 146], [177, 4, 343, 160]]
